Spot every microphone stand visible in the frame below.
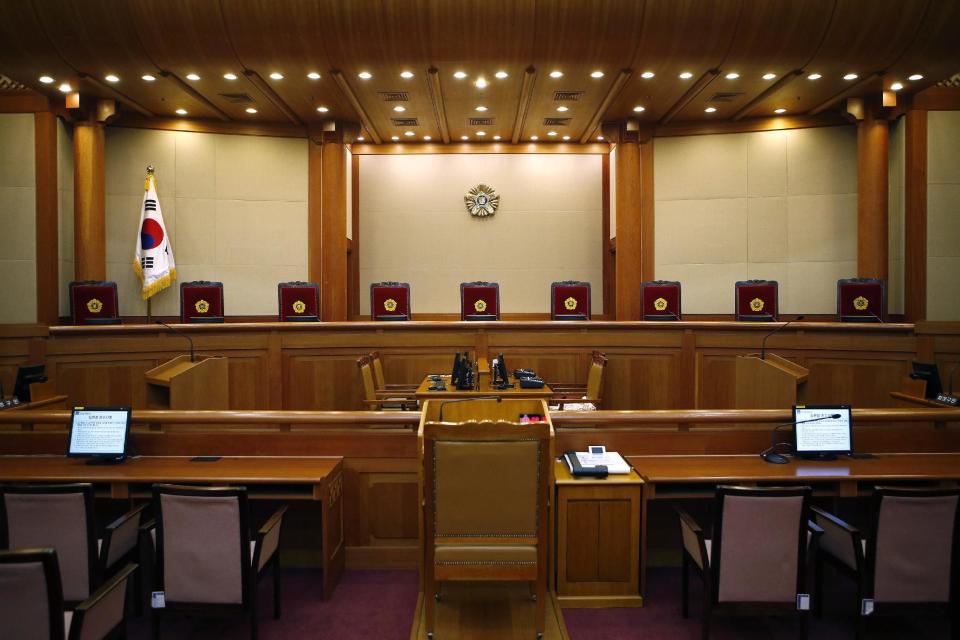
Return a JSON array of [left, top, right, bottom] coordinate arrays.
[[760, 314, 805, 360], [155, 320, 196, 362], [760, 413, 841, 464]]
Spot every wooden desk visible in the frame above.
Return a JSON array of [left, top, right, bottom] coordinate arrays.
[[414, 375, 553, 401], [0, 455, 345, 599]]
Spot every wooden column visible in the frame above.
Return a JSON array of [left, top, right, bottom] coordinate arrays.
[[34, 111, 59, 325], [73, 122, 106, 280], [639, 139, 655, 282], [903, 108, 927, 322], [856, 107, 888, 281], [307, 139, 323, 296]]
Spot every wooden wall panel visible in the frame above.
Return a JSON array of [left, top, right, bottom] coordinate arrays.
[[284, 353, 365, 410], [342, 458, 419, 568], [804, 357, 911, 407], [51, 358, 158, 407], [604, 353, 683, 409], [224, 353, 270, 409]]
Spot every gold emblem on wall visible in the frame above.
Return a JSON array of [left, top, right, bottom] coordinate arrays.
[[654, 297, 668, 311], [292, 300, 306, 314], [464, 184, 500, 217], [564, 297, 578, 311], [853, 295, 869, 311], [474, 299, 488, 313], [86, 298, 103, 313], [383, 298, 398, 312], [750, 298, 765, 312], [194, 299, 210, 314]]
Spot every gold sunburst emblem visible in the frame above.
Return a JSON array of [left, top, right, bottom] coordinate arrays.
[[474, 299, 488, 313], [654, 297, 668, 311], [853, 296, 869, 311], [292, 300, 306, 314], [564, 296, 578, 310], [383, 298, 398, 312], [195, 299, 210, 314], [750, 298, 765, 312], [86, 298, 103, 313], [464, 184, 500, 217]]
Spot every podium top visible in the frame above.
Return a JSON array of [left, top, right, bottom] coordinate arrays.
[[742, 352, 809, 383], [144, 355, 219, 386]]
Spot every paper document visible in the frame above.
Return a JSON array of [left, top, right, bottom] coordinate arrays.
[[573, 451, 631, 474]]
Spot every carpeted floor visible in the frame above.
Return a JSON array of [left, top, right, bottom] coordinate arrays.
[[128, 566, 951, 639]]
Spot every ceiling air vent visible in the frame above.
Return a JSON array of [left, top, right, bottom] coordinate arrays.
[[468, 117, 496, 126], [391, 117, 419, 127], [379, 91, 409, 101], [708, 92, 744, 103], [543, 117, 571, 126], [218, 92, 255, 104], [0, 74, 26, 91], [553, 90, 584, 102]]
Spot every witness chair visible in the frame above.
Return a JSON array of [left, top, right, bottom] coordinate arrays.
[[837, 278, 886, 323], [0, 483, 146, 608], [179, 280, 225, 323], [811, 486, 960, 639], [370, 282, 411, 321], [735, 280, 778, 321], [0, 548, 137, 640], [676, 485, 820, 640], [422, 420, 551, 639], [149, 484, 287, 640], [357, 355, 417, 410], [460, 282, 500, 321], [550, 281, 591, 320], [550, 351, 607, 410], [369, 351, 419, 395], [641, 280, 682, 320], [68, 281, 121, 326], [277, 281, 320, 322]]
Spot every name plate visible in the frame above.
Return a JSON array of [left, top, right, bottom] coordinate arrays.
[[935, 393, 959, 407]]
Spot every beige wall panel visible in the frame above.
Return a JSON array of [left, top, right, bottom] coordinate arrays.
[[214, 135, 307, 202], [214, 199, 307, 267], [785, 126, 857, 195], [746, 197, 788, 263], [0, 114, 36, 324], [0, 113, 36, 187], [927, 111, 960, 320], [655, 198, 748, 265], [105, 128, 176, 196], [747, 262, 789, 288], [106, 261, 156, 316], [655, 133, 747, 201], [0, 186, 36, 260], [928, 257, 960, 321], [174, 198, 217, 266], [887, 117, 905, 314], [927, 111, 960, 185], [656, 263, 747, 314], [218, 265, 309, 316], [173, 130, 216, 199], [0, 261, 37, 324], [928, 184, 960, 259], [786, 193, 857, 261], [786, 260, 856, 315], [746, 130, 787, 197]]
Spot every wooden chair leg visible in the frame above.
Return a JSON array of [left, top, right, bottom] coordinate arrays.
[[425, 572, 437, 638], [681, 554, 690, 618], [535, 575, 546, 639], [273, 558, 281, 619]]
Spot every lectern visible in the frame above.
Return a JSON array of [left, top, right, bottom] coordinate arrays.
[[734, 353, 808, 409], [144, 356, 229, 410]]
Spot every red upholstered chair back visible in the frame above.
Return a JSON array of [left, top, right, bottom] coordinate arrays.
[[460, 282, 500, 321], [550, 281, 591, 320], [370, 282, 411, 321], [837, 278, 885, 322], [735, 280, 778, 321], [277, 281, 320, 321], [179, 281, 224, 323], [69, 281, 120, 325], [641, 281, 681, 320]]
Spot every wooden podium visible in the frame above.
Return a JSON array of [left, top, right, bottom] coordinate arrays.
[[145, 355, 229, 409], [734, 353, 808, 409]]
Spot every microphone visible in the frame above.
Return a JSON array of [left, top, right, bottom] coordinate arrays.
[[660, 310, 681, 321], [760, 315, 805, 361], [865, 311, 884, 323], [438, 396, 502, 421], [760, 413, 841, 464], [155, 320, 195, 362]]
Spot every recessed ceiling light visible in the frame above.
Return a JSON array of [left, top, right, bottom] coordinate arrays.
[[843, 73, 859, 81], [641, 71, 655, 79], [562, 135, 571, 141], [357, 136, 364, 141], [245, 107, 257, 114], [774, 108, 786, 114], [38, 75, 54, 84], [493, 135, 501, 140], [404, 131, 414, 137], [762, 73, 777, 80], [453, 71, 467, 79], [591, 70, 605, 79], [495, 70, 508, 79], [58, 83, 71, 93], [725, 72, 739, 80], [269, 72, 284, 80], [549, 70, 563, 78], [105, 74, 120, 83], [317, 106, 329, 113], [423, 135, 432, 141], [547, 131, 557, 136], [400, 70, 414, 79], [475, 105, 487, 112], [633, 105, 645, 112], [175, 108, 188, 115], [597, 135, 604, 141], [908, 74, 923, 81], [186, 73, 201, 81], [461, 135, 469, 140], [807, 73, 822, 80], [556, 106, 568, 112], [142, 74, 156, 82], [679, 71, 693, 79], [358, 71, 372, 79], [477, 131, 486, 136], [704, 106, 717, 113], [891, 82, 903, 91], [307, 72, 321, 80], [391, 135, 399, 141], [530, 135, 539, 141], [393, 105, 406, 112], [475, 76, 488, 89], [224, 73, 238, 80]]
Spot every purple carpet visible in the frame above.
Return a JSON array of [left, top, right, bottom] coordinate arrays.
[[127, 566, 951, 639]]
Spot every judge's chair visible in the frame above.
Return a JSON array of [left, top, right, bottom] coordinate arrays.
[[180, 280, 225, 323], [550, 281, 591, 320], [149, 484, 287, 640], [735, 280, 779, 321], [370, 282, 411, 321], [641, 280, 682, 320], [676, 485, 821, 640], [68, 281, 121, 326], [277, 281, 319, 322], [550, 351, 607, 410], [460, 282, 500, 321], [422, 420, 551, 639], [0, 548, 137, 640], [837, 278, 886, 323], [811, 487, 960, 639]]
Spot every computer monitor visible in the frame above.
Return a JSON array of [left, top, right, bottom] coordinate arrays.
[[495, 353, 509, 384], [793, 404, 852, 460], [910, 361, 943, 398], [68, 407, 132, 464], [12, 364, 46, 403]]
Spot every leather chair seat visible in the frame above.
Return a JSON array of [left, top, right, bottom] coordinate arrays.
[[434, 544, 537, 565]]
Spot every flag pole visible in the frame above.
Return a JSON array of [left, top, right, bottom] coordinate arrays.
[[144, 165, 155, 324]]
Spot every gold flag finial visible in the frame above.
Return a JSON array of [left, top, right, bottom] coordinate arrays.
[[145, 165, 155, 190]]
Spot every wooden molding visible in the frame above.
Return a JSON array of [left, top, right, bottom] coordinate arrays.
[[903, 108, 927, 322], [308, 141, 323, 285], [34, 112, 58, 325], [0, 92, 50, 113], [810, 72, 882, 116], [511, 66, 537, 144], [601, 154, 612, 318], [426, 67, 450, 144], [350, 153, 361, 319], [73, 122, 106, 280], [243, 69, 303, 126], [320, 140, 348, 320], [732, 70, 802, 121], [614, 141, 642, 319], [110, 116, 305, 138], [659, 69, 719, 125], [856, 111, 888, 280], [331, 70, 381, 144], [350, 142, 609, 155], [158, 71, 229, 121], [654, 112, 848, 137], [639, 140, 654, 282], [580, 69, 631, 143], [911, 85, 960, 111], [79, 74, 154, 118]]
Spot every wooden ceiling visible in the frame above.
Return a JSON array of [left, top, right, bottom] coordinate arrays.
[[1, 0, 957, 143]]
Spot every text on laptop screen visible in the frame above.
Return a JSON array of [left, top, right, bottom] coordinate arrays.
[[793, 406, 852, 454], [69, 408, 130, 456]]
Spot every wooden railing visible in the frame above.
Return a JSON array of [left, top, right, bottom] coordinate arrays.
[[550, 408, 960, 426]]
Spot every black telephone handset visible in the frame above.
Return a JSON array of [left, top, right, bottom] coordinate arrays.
[[519, 377, 545, 389], [514, 368, 537, 379]]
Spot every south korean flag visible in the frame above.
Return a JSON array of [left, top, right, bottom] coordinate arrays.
[[133, 171, 176, 299]]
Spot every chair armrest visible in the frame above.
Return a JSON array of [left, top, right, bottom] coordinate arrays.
[[101, 504, 148, 569], [384, 383, 419, 390], [253, 506, 288, 572], [70, 563, 137, 640], [362, 398, 418, 410], [810, 506, 862, 568], [675, 507, 709, 569]]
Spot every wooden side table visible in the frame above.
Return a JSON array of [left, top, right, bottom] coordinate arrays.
[[553, 459, 644, 607]]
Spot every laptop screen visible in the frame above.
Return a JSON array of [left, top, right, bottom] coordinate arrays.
[[68, 407, 131, 458], [793, 405, 852, 456]]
